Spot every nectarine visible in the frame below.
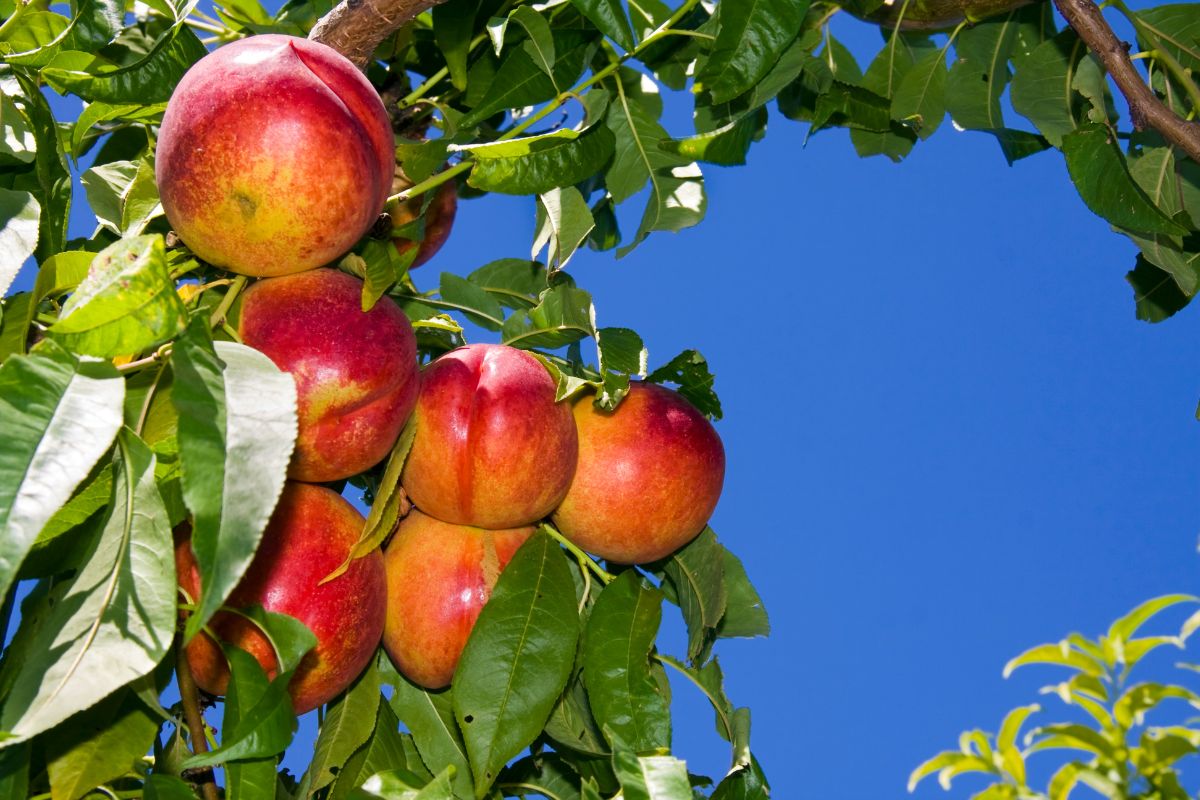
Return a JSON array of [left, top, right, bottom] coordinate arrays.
[[381, 510, 532, 689], [389, 168, 457, 269], [156, 34, 394, 277], [552, 382, 725, 564], [236, 268, 418, 482], [176, 482, 386, 714], [401, 343, 578, 529]]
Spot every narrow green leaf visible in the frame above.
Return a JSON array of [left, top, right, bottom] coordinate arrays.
[[662, 528, 726, 664], [1003, 640, 1104, 677], [48, 236, 188, 358], [892, 48, 947, 139], [464, 126, 615, 195], [1127, 254, 1191, 321], [611, 748, 692, 800], [509, 7, 556, 85], [328, 698, 426, 800], [716, 548, 769, 640], [353, 765, 457, 800], [618, 163, 706, 258], [647, 350, 722, 420], [440, 272, 506, 330], [433, 0, 480, 90], [710, 755, 770, 800], [461, 30, 597, 126], [1108, 594, 1198, 643], [1063, 126, 1190, 236], [569, 0, 634, 51], [0, 429, 174, 744], [544, 676, 610, 757], [386, 669, 474, 800], [501, 283, 595, 349], [698, 0, 807, 103], [304, 660, 385, 796], [453, 531, 580, 797], [532, 186, 595, 270], [605, 70, 689, 204], [1010, 30, 1087, 146], [42, 23, 207, 104], [0, 340, 124, 601], [583, 571, 670, 752], [45, 688, 160, 800], [13, 73, 70, 262], [659, 108, 766, 166], [173, 324, 299, 640], [0, 188, 38, 296], [1135, 5, 1200, 72], [945, 13, 1020, 132]]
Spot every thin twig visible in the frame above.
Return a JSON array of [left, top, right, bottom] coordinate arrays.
[[1054, 0, 1200, 162], [175, 642, 219, 800]]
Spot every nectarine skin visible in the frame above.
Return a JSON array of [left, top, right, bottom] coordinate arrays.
[[177, 482, 385, 715], [552, 383, 725, 564], [156, 35, 394, 277], [389, 171, 457, 269], [237, 269, 418, 482], [382, 511, 532, 689], [401, 344, 578, 529]]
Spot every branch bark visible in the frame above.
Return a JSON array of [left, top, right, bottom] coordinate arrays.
[[308, 0, 444, 70], [1054, 0, 1200, 163]]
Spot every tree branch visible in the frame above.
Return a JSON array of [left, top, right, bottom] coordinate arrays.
[[308, 0, 444, 70], [1054, 0, 1200, 163]]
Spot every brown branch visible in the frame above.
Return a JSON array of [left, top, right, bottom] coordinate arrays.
[[1054, 0, 1200, 163], [176, 642, 220, 800], [308, 0, 444, 70]]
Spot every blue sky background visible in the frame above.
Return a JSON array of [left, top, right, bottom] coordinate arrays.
[[12, 6, 1200, 798]]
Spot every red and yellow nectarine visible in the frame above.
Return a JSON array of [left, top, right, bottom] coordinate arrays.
[[156, 35, 394, 277], [176, 482, 386, 714]]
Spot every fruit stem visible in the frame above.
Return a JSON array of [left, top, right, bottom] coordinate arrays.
[[209, 275, 248, 329], [539, 524, 614, 584], [175, 639, 220, 800]]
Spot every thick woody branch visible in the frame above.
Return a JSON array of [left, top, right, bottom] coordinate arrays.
[[308, 0, 443, 70], [1054, 0, 1200, 163]]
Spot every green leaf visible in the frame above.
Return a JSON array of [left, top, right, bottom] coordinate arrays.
[[145, 774, 203, 800], [647, 350, 722, 419], [997, 704, 1039, 753], [441, 272, 506, 330], [304, 660, 385, 796], [352, 765, 457, 800], [1003, 640, 1103, 677], [184, 645, 300, 768], [945, 13, 1020, 131], [1135, 5, 1200, 72], [1114, 682, 1198, 729], [892, 48, 947, 140], [532, 186, 595, 270], [386, 669, 474, 800], [1010, 30, 1088, 147], [715, 548, 769, 640], [0, 86, 36, 166], [81, 156, 163, 236], [45, 688, 160, 800], [453, 531, 581, 797], [697, 0, 807, 104], [433, 0, 480, 90], [1123, 255, 1190, 321], [22, 461, 114, 579], [611, 749, 692, 800], [0, 340, 124, 601], [0, 429, 174, 744], [13, 73, 70, 262], [42, 23, 207, 104], [544, 676, 610, 757], [1, 250, 94, 361], [463, 126, 616, 195], [663, 529, 727, 664], [618, 162, 706, 258], [395, 140, 451, 185], [605, 70, 689, 204], [329, 418, 416, 583], [583, 571, 670, 752], [172, 322, 299, 641], [501, 283, 595, 349], [569, 0, 635, 51], [0, 12, 71, 62], [0, 188, 38, 296], [467, 259, 547, 308], [0, 744, 30, 799], [659, 108, 767, 166], [710, 756, 770, 800], [509, 7, 556, 85], [48, 236, 188, 358], [461, 30, 598, 126], [1108, 594, 1198, 643], [328, 698, 426, 800], [1063, 125, 1189, 236]]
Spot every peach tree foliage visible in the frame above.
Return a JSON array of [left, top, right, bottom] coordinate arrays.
[[0, 0, 1197, 794]]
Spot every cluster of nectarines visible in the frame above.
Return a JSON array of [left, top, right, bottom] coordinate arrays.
[[158, 33, 725, 712]]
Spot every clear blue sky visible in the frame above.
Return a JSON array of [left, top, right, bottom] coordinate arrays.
[[14, 8, 1200, 798]]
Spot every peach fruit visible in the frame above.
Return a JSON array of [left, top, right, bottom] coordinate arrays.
[[236, 268, 418, 482], [389, 169, 458, 269], [176, 482, 386, 714], [401, 343, 577, 529], [552, 383, 725, 564], [156, 34, 394, 277], [381, 510, 532, 689]]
